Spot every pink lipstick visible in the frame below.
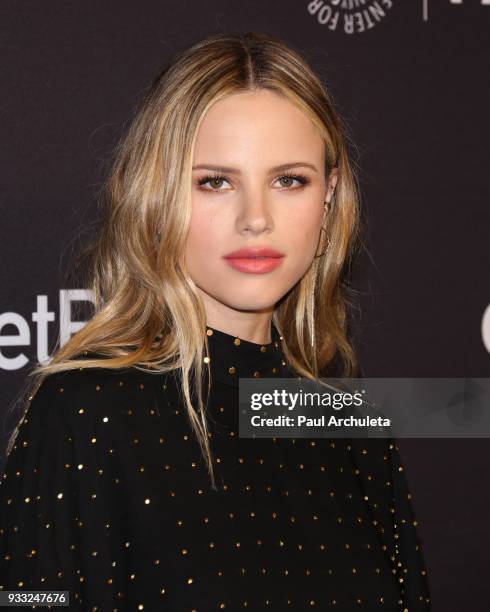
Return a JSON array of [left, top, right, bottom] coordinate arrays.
[[223, 247, 285, 274]]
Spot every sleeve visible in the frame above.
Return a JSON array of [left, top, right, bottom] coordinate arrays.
[[348, 363, 431, 608], [0, 370, 122, 610], [389, 440, 432, 610], [347, 436, 431, 611]]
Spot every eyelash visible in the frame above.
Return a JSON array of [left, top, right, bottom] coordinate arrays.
[[195, 171, 311, 193]]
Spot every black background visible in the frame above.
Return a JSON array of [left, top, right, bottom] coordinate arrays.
[[1, 1, 489, 609]]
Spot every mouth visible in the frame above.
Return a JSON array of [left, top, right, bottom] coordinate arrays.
[[223, 248, 285, 274]]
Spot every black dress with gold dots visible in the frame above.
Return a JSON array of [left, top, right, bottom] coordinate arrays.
[[0, 322, 431, 611]]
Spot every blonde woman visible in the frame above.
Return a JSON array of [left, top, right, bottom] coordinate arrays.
[[0, 32, 430, 610]]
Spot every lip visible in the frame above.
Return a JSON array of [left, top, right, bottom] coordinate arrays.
[[223, 247, 285, 274]]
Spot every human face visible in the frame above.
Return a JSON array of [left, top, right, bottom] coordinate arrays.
[[185, 89, 338, 331]]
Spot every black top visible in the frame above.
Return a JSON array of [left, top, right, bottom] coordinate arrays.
[[0, 322, 431, 611]]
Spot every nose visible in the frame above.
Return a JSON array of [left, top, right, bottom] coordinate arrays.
[[236, 187, 273, 235]]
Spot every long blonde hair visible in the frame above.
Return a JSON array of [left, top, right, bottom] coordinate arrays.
[[6, 32, 363, 488]]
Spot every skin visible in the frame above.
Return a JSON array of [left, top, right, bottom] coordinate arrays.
[[185, 89, 338, 345]]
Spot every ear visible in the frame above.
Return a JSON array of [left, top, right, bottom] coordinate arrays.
[[323, 167, 339, 221], [324, 167, 339, 205]]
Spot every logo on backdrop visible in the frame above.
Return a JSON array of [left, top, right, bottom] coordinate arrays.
[[483, 304, 490, 355], [306, 0, 490, 32], [306, 0, 395, 34], [0, 290, 94, 371]]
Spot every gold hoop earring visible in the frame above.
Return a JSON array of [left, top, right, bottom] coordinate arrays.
[[314, 202, 330, 258], [314, 227, 329, 258]]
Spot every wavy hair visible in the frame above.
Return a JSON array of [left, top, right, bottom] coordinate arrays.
[[6, 32, 363, 488]]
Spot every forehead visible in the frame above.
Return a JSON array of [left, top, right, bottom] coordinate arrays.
[[193, 89, 325, 166]]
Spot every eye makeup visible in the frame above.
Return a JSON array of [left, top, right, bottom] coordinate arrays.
[[195, 171, 311, 193]]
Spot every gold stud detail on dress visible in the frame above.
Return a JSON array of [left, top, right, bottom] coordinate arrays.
[[260, 346, 267, 353], [234, 338, 241, 346], [228, 366, 236, 374], [203, 356, 210, 364]]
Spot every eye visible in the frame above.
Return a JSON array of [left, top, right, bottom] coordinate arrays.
[[194, 171, 311, 194], [274, 173, 310, 190], [196, 175, 231, 192]]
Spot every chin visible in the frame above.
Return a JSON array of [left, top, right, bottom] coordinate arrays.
[[214, 291, 280, 313]]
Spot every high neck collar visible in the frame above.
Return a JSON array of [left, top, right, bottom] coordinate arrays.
[[204, 321, 290, 388]]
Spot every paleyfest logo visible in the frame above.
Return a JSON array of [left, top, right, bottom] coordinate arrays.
[[307, 0, 490, 31], [306, 0, 394, 34]]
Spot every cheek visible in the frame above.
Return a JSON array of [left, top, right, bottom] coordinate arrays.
[[186, 210, 216, 258], [285, 209, 324, 259], [184, 208, 227, 282]]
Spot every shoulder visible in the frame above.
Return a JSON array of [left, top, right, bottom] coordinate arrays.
[[40, 362, 144, 397], [17, 361, 174, 435], [5, 363, 175, 462]]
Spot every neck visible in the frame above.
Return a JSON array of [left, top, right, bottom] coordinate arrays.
[[197, 288, 276, 345]]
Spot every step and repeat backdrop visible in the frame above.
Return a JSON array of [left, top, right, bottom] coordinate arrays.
[[1, 1, 488, 610]]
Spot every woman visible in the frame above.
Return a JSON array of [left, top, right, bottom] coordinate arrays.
[[0, 32, 431, 610]]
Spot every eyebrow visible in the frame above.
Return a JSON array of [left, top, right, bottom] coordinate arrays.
[[192, 161, 319, 174]]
